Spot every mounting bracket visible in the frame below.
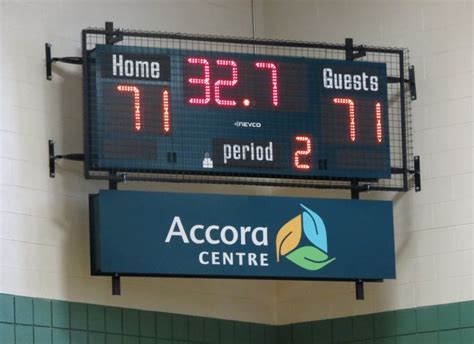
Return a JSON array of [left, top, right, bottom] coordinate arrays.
[[345, 38, 367, 61], [104, 21, 123, 45], [410, 155, 421, 192], [45, 43, 83, 80], [48, 140, 84, 178], [387, 65, 417, 101], [356, 280, 364, 300], [408, 65, 417, 100], [112, 274, 121, 296]]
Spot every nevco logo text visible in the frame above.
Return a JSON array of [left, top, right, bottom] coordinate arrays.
[[234, 121, 262, 128]]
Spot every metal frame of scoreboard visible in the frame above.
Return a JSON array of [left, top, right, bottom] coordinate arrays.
[[81, 23, 417, 193]]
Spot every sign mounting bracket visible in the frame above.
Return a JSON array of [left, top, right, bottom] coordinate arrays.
[[48, 140, 84, 178]]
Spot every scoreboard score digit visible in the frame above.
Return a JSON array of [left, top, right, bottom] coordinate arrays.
[[86, 44, 390, 180]]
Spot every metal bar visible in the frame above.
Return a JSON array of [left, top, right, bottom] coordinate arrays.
[[90, 270, 386, 282], [345, 38, 366, 60], [345, 38, 363, 198], [105, 21, 114, 44], [83, 28, 403, 54], [251, 0, 256, 39], [109, 171, 118, 190], [82, 30, 90, 179], [52, 57, 83, 65], [414, 155, 421, 192], [45, 43, 52, 80], [356, 280, 364, 300], [59, 154, 84, 161], [104, 21, 123, 45], [112, 275, 121, 295], [49, 140, 55, 177], [399, 51, 409, 191], [391, 167, 405, 174], [345, 38, 354, 60], [89, 194, 98, 276], [84, 173, 405, 192], [409, 65, 417, 100], [387, 76, 410, 83], [351, 181, 360, 199]]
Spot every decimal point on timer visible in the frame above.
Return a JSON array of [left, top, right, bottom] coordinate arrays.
[[243, 99, 251, 107]]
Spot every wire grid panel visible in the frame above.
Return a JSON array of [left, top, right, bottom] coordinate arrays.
[[83, 28, 414, 191]]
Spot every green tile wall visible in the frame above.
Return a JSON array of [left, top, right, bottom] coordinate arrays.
[[0, 293, 472, 344]]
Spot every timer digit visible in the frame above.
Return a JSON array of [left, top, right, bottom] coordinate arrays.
[[185, 57, 284, 109], [214, 59, 238, 107], [333, 97, 356, 142], [187, 57, 211, 105], [255, 62, 279, 106]]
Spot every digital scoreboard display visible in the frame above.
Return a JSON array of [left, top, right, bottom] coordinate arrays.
[[86, 44, 390, 180]]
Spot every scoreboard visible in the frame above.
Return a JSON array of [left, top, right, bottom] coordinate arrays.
[[86, 44, 390, 180]]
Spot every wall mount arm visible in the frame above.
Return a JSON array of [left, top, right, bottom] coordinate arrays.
[[410, 155, 421, 192], [49, 140, 84, 178], [45, 43, 83, 80]]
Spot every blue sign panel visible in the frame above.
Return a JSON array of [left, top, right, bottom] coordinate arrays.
[[90, 190, 395, 280], [87, 44, 390, 180]]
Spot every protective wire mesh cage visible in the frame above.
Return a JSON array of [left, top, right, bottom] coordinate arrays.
[[83, 26, 415, 192]]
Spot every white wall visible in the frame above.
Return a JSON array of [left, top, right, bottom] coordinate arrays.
[[262, 0, 474, 324], [0, 0, 472, 326], [0, 0, 281, 325]]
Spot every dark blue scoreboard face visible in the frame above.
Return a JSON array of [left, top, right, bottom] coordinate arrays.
[[87, 44, 390, 179]]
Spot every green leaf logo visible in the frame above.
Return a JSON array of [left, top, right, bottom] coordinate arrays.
[[276, 205, 335, 271]]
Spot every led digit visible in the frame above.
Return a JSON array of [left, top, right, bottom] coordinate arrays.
[[163, 89, 171, 134], [293, 136, 312, 170], [117, 85, 141, 131], [187, 57, 211, 105], [375, 102, 382, 143], [333, 98, 356, 142], [255, 62, 279, 106], [214, 59, 238, 107]]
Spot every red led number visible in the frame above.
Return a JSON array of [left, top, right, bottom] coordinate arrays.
[[186, 58, 280, 107], [162, 89, 171, 133], [117, 85, 141, 131], [117, 85, 171, 134], [332, 98, 384, 143], [255, 62, 279, 106], [187, 58, 211, 105], [333, 98, 356, 142], [215, 60, 238, 107], [187, 58, 239, 107], [294, 136, 312, 170], [375, 102, 382, 143]]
